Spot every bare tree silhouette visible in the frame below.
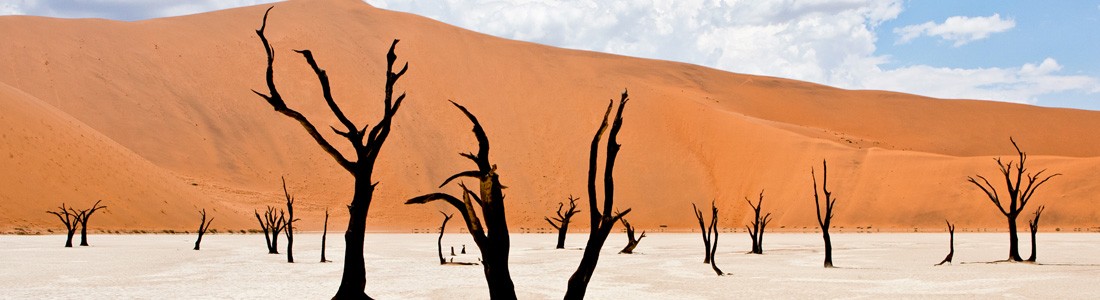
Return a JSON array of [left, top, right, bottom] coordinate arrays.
[[564, 92, 633, 299], [693, 202, 712, 264], [545, 195, 581, 249], [936, 220, 954, 266], [744, 190, 771, 254], [618, 217, 645, 254], [254, 206, 285, 254], [1027, 205, 1045, 262], [693, 201, 726, 275], [282, 177, 301, 263], [406, 101, 516, 299], [812, 160, 837, 268], [321, 208, 331, 263], [252, 7, 408, 298], [46, 203, 78, 248], [193, 209, 214, 251], [72, 200, 107, 247], [437, 211, 454, 265], [967, 138, 1059, 262]]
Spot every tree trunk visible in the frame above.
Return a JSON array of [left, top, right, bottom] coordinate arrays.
[[333, 177, 373, 300], [555, 222, 568, 249], [65, 228, 75, 248], [822, 230, 833, 268], [564, 223, 613, 300], [321, 209, 330, 263], [78, 219, 90, 246], [1007, 215, 1022, 261], [1028, 225, 1037, 262]]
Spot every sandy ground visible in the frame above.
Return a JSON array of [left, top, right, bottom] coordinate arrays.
[[3, 233, 1099, 299]]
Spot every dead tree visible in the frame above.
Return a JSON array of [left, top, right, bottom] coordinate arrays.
[[437, 211, 454, 265], [46, 203, 79, 247], [282, 177, 300, 263], [744, 190, 771, 254], [618, 217, 645, 254], [693, 201, 725, 275], [812, 159, 837, 268], [564, 92, 633, 299], [254, 206, 285, 254], [1027, 205, 1045, 262], [253, 7, 408, 298], [966, 138, 1060, 262], [936, 220, 954, 266], [693, 203, 712, 264], [194, 209, 214, 251], [71, 200, 107, 247], [545, 195, 581, 249], [406, 101, 516, 299], [321, 208, 331, 263]]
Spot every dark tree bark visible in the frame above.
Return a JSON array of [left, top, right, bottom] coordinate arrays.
[[194, 209, 214, 251], [545, 195, 581, 249], [255, 206, 286, 254], [438, 211, 454, 265], [935, 220, 955, 266], [1027, 205, 1045, 262], [254, 209, 272, 253], [72, 200, 107, 247], [253, 7, 408, 299], [406, 101, 516, 299], [967, 138, 1060, 262], [744, 190, 771, 254], [618, 217, 645, 254], [693, 201, 726, 275], [812, 160, 837, 268], [321, 208, 331, 263], [564, 92, 633, 299], [693, 203, 711, 264], [282, 177, 301, 263], [46, 203, 78, 248]]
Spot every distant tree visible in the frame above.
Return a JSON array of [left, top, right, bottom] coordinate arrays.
[[618, 217, 645, 254], [71, 200, 107, 247], [254, 206, 285, 254], [406, 101, 516, 299], [545, 195, 581, 249], [966, 138, 1059, 262], [744, 190, 771, 254], [193, 209, 214, 251], [811, 160, 837, 268], [252, 7, 408, 298], [936, 220, 954, 266], [46, 203, 79, 247], [692, 202, 712, 264], [282, 177, 301, 263], [437, 211, 454, 265], [321, 208, 331, 263], [564, 92, 633, 299], [1027, 206, 1045, 262], [693, 201, 726, 275]]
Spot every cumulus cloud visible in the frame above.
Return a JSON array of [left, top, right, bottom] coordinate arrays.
[[1, 0, 279, 21], [894, 13, 1016, 47], [370, 0, 1098, 104]]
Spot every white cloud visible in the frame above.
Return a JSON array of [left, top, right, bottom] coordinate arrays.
[[852, 58, 1100, 103], [1, 0, 1097, 105], [0, 0, 279, 21], [369, 0, 1099, 105], [894, 13, 1016, 47]]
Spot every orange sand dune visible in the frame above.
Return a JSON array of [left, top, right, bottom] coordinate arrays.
[[1, 0, 1099, 233]]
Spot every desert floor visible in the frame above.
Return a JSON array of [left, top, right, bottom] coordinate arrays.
[[3, 233, 1099, 299]]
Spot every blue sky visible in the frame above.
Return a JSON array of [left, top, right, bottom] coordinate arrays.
[[2, 0, 1098, 110]]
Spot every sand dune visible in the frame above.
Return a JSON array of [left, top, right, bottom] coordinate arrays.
[[1, 0, 1099, 233]]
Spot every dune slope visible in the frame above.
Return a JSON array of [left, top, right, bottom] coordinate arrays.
[[1, 0, 1099, 232]]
